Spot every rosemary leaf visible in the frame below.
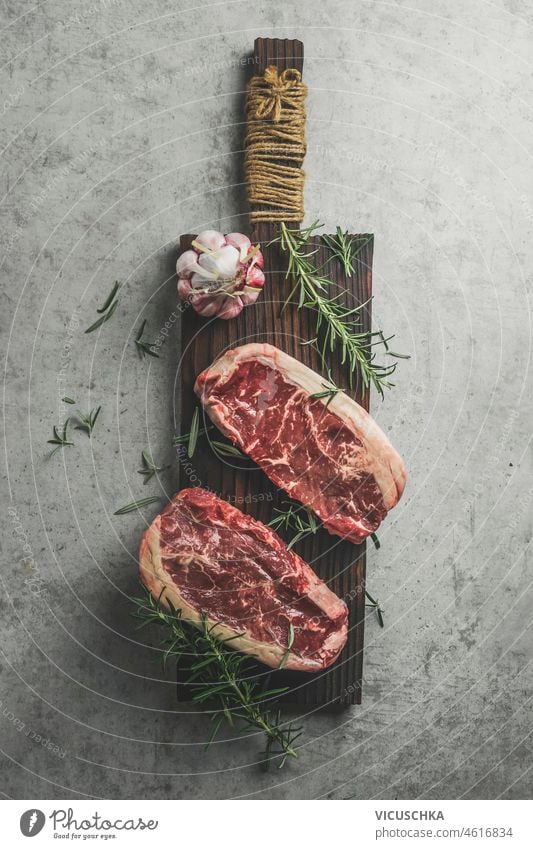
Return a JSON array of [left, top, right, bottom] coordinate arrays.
[[62, 397, 76, 405], [210, 440, 246, 460], [114, 496, 161, 515], [84, 297, 118, 334], [386, 350, 411, 359], [309, 381, 344, 407], [47, 419, 73, 455], [205, 714, 225, 749], [135, 319, 160, 359], [137, 450, 169, 484], [75, 405, 101, 437], [173, 423, 212, 447], [188, 408, 200, 458], [365, 589, 385, 628], [96, 281, 120, 314], [136, 319, 147, 341]]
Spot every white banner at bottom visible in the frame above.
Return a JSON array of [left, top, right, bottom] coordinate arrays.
[[3, 799, 531, 848]]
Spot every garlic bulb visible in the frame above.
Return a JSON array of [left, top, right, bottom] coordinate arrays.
[[176, 230, 265, 320]]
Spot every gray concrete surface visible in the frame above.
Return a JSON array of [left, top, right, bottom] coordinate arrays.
[[1, 0, 532, 800]]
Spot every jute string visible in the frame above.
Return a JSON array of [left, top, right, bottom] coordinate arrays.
[[245, 66, 307, 223]]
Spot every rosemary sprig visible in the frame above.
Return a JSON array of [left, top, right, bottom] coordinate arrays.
[[269, 501, 319, 549], [131, 586, 301, 768], [135, 319, 160, 359], [47, 419, 73, 456], [278, 221, 401, 395], [114, 496, 161, 515], [85, 282, 120, 333], [272, 499, 383, 568], [173, 410, 246, 462], [137, 450, 169, 484], [365, 589, 385, 628], [74, 405, 101, 437], [322, 228, 371, 277], [309, 381, 344, 408]]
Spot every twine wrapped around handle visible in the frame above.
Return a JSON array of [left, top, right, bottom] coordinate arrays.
[[245, 66, 307, 224]]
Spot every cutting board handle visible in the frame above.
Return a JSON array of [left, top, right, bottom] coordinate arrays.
[[245, 38, 306, 237]]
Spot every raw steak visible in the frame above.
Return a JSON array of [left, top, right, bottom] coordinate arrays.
[[139, 488, 348, 671], [195, 343, 406, 544]]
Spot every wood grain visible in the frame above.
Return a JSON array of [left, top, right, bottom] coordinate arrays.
[[176, 39, 374, 708]]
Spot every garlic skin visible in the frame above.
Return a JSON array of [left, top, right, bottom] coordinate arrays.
[[194, 230, 226, 252], [176, 249, 203, 279], [225, 232, 252, 261], [177, 230, 265, 320]]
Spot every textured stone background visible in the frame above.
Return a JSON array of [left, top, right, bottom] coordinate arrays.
[[1, 0, 532, 800]]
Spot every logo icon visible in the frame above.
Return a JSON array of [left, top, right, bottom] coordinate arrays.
[[20, 810, 45, 837]]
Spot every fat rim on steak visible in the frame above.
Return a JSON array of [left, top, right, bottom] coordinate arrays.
[[139, 488, 349, 672], [195, 342, 407, 544]]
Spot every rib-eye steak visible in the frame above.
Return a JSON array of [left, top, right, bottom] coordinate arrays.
[[139, 488, 348, 671], [195, 343, 406, 544]]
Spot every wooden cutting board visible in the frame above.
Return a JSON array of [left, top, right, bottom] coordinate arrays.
[[176, 38, 373, 708]]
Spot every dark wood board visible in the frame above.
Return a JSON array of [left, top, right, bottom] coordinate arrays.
[[175, 39, 374, 708]]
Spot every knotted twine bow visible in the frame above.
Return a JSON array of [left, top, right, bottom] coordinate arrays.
[[250, 66, 306, 123], [245, 66, 307, 222]]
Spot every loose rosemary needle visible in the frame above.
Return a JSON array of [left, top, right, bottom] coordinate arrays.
[[114, 496, 161, 515], [135, 319, 160, 359], [137, 451, 169, 484], [85, 282, 120, 333]]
